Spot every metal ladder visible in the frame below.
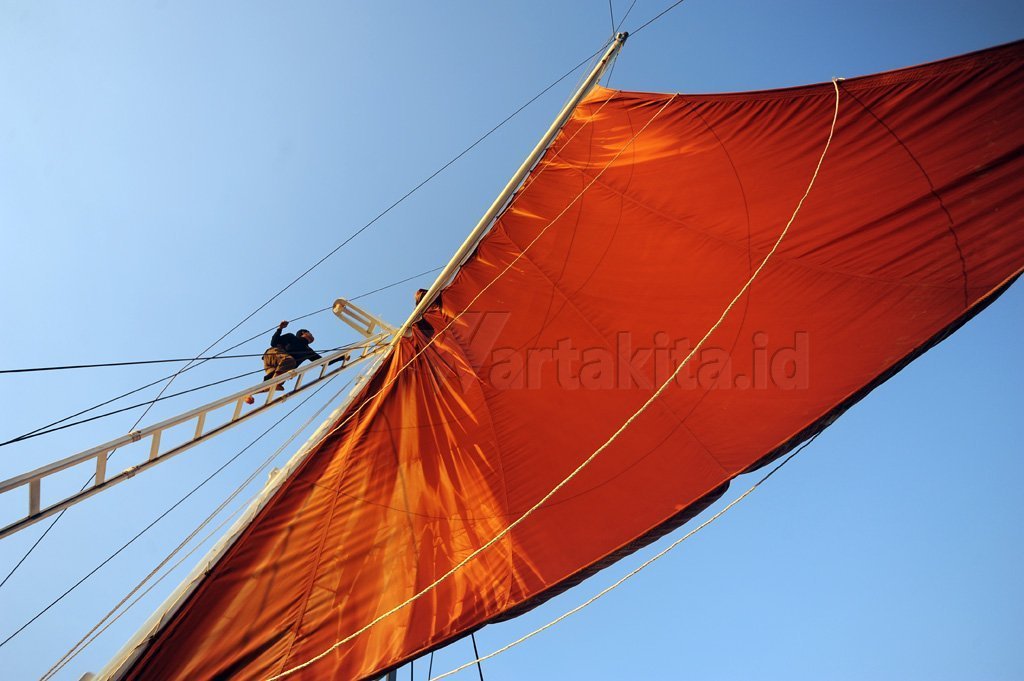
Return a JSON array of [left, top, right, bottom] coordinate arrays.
[[0, 300, 395, 541]]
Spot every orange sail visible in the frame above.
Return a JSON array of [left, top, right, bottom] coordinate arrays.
[[120, 41, 1024, 680]]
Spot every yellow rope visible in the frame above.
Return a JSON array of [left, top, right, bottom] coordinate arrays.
[[431, 78, 842, 680], [272, 78, 840, 680], [430, 435, 821, 680]]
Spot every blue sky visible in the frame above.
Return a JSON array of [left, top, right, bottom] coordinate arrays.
[[0, 1, 1021, 679]]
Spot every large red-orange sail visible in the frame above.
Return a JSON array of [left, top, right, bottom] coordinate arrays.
[[120, 41, 1024, 680]]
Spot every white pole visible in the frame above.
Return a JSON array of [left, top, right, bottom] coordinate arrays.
[[92, 33, 628, 681], [392, 32, 629, 342]]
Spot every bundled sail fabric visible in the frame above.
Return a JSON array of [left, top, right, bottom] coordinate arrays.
[[119, 42, 1024, 680]]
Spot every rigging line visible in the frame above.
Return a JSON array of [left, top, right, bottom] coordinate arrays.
[[631, 0, 689, 35], [608, 0, 616, 35], [470, 633, 485, 681], [56, 38, 610, 505], [0, 267, 438, 591], [272, 79, 842, 680], [1, 355, 273, 374], [42, 499, 250, 681], [0, 370, 346, 653], [0, 369, 263, 447], [615, 0, 638, 33], [10, 363, 237, 443], [431, 434, 823, 681], [176, 264, 444, 372], [7, 265, 442, 442], [5, 52, 610, 606], [604, 47, 621, 87], [350, 265, 444, 302], [265, 90, 671, 681], [213, 40, 613, 364], [1, 343, 359, 445], [0, 346, 356, 374], [42, 376, 351, 681]]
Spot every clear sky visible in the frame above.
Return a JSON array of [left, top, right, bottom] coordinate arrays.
[[0, 1, 1021, 679]]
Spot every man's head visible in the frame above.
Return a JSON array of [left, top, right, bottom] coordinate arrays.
[[415, 288, 428, 304], [297, 329, 314, 343]]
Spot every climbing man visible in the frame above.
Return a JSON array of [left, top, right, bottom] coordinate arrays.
[[246, 321, 321, 404]]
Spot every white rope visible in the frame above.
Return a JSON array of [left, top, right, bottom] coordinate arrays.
[[272, 78, 840, 680], [40, 376, 351, 681], [430, 434, 821, 680], [43, 497, 251, 681]]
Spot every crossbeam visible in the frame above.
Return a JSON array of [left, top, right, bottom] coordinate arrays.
[[333, 298, 396, 338], [0, 334, 390, 541]]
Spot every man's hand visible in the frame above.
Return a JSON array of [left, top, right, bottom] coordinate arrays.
[[279, 320, 289, 329]]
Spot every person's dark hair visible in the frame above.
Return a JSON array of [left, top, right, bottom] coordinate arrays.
[[297, 329, 313, 340], [415, 288, 428, 304]]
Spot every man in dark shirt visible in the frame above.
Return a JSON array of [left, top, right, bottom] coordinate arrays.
[[246, 321, 322, 404], [266, 320, 321, 375]]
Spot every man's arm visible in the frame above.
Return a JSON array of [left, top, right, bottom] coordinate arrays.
[[271, 320, 288, 347]]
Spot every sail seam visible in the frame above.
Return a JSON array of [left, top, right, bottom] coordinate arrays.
[[840, 84, 971, 308], [498, 229, 730, 477], [565, 137, 971, 292], [669, 95, 758, 425]]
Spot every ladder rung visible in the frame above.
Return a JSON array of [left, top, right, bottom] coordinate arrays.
[[28, 479, 40, 516], [96, 452, 108, 485], [148, 431, 162, 461], [0, 340, 388, 541], [231, 397, 245, 422]]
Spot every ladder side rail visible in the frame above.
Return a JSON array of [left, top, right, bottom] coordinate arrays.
[[2, 371, 338, 539], [96, 349, 393, 681], [0, 340, 388, 540], [0, 342, 374, 493], [333, 299, 397, 336]]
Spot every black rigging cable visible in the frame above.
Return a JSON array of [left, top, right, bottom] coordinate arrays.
[[616, 0, 638, 33], [132, 42, 612, 413], [1, 265, 445, 375], [0, 269, 436, 595], [0, 375, 340, 651], [0, 369, 261, 445], [631, 0, 688, 35], [3, 353, 300, 374], [3, 37, 607, 441], [470, 633, 486, 681], [1, 342, 362, 374], [1, 265, 442, 444], [0, 344, 363, 446]]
